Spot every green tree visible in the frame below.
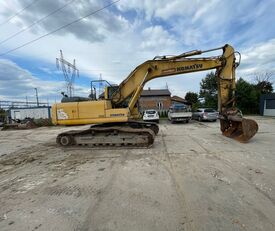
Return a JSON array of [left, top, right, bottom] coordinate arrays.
[[199, 72, 218, 108], [199, 72, 273, 115], [235, 78, 258, 114], [0, 108, 6, 122], [185, 91, 199, 110], [254, 72, 274, 94], [185, 92, 198, 104], [255, 81, 273, 94]]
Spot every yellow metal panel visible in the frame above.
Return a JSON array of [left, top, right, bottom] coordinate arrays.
[[55, 102, 78, 122], [131, 107, 141, 119], [56, 116, 129, 125], [78, 101, 105, 119], [51, 100, 128, 125], [105, 100, 112, 109], [51, 104, 57, 125]]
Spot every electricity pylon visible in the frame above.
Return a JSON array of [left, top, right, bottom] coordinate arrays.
[[56, 50, 79, 97]]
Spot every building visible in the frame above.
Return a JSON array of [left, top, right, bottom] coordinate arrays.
[[8, 106, 51, 121], [139, 88, 171, 113], [260, 93, 275, 116], [138, 88, 191, 113], [171, 95, 191, 109]]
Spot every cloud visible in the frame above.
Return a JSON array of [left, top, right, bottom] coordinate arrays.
[[140, 25, 176, 50], [238, 38, 275, 75], [117, 0, 275, 47], [117, 1, 161, 20], [0, 0, 129, 43], [0, 59, 90, 102]]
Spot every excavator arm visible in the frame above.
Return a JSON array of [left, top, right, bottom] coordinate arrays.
[[110, 44, 258, 142], [111, 45, 232, 111]]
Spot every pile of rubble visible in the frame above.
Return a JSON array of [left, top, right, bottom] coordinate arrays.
[[1, 118, 52, 130]]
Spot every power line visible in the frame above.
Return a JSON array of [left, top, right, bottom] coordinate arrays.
[[0, 0, 120, 57], [0, 0, 40, 26], [0, 0, 76, 45]]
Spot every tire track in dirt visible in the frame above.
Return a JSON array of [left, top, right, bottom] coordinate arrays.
[[189, 134, 275, 206], [43, 185, 97, 198], [79, 154, 127, 231], [188, 134, 275, 228], [151, 131, 195, 231]]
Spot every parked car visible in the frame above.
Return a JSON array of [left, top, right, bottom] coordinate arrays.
[[168, 104, 192, 123], [143, 109, 159, 123], [192, 108, 219, 122]]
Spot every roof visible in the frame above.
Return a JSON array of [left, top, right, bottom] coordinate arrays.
[[9, 106, 51, 110], [171, 95, 191, 105], [141, 89, 171, 97]]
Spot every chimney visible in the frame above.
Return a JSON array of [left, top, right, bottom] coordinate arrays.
[[148, 87, 151, 90]]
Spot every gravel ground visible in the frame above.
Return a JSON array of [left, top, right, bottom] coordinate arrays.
[[0, 116, 274, 231]]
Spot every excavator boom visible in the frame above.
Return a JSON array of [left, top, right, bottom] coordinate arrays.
[[52, 44, 258, 147]]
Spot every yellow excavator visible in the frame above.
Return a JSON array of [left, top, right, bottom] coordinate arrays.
[[52, 44, 258, 147]]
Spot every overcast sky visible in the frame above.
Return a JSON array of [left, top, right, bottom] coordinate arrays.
[[0, 0, 275, 104]]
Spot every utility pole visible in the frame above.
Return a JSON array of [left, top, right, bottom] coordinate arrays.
[[56, 50, 79, 97], [34, 88, 39, 106], [26, 95, 28, 107]]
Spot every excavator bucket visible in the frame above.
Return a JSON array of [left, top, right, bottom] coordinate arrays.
[[220, 116, 258, 143]]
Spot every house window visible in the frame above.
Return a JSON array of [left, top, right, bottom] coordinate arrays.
[[157, 102, 163, 110]]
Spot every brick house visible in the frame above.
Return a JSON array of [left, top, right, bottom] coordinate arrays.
[[139, 88, 171, 113], [171, 95, 192, 110]]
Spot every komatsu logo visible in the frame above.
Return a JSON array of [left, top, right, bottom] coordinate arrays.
[[176, 64, 203, 72]]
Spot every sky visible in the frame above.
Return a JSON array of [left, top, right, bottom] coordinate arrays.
[[0, 0, 275, 104]]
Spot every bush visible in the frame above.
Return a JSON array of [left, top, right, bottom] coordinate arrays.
[[159, 111, 168, 118]]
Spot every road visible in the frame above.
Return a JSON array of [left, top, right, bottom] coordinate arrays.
[[0, 116, 275, 231]]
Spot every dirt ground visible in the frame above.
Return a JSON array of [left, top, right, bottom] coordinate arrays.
[[0, 116, 274, 231]]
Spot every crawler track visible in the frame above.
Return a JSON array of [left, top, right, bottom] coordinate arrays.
[[56, 121, 158, 148]]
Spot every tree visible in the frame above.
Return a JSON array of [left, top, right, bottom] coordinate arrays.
[[253, 72, 274, 94], [199, 72, 218, 108], [256, 81, 273, 94], [0, 108, 6, 122], [185, 91, 199, 110], [199, 71, 273, 115], [185, 92, 198, 104], [235, 78, 259, 114]]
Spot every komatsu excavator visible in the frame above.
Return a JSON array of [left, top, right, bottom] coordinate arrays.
[[52, 44, 258, 147]]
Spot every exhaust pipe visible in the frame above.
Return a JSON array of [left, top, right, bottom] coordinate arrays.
[[220, 115, 258, 142]]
